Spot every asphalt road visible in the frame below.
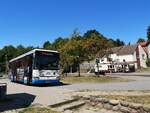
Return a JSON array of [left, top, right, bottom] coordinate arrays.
[[59, 75, 150, 90]]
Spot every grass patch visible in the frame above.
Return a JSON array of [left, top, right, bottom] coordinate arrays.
[[99, 95, 150, 105], [60, 76, 130, 84], [19, 107, 60, 113]]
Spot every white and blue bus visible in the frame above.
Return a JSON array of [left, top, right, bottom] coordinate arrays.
[[9, 49, 60, 85]]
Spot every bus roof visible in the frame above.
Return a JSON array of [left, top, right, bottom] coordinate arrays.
[[9, 49, 59, 63]]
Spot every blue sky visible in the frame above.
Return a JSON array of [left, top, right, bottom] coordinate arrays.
[[0, 0, 150, 48]]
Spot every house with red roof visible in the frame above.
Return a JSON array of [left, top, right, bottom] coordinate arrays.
[[99, 41, 150, 70], [80, 41, 150, 73]]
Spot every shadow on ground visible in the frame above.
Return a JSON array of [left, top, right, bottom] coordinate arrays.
[[0, 93, 36, 112], [30, 82, 70, 87], [11, 81, 70, 87]]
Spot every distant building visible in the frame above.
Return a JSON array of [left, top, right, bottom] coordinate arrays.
[[100, 42, 150, 69], [80, 41, 150, 73]]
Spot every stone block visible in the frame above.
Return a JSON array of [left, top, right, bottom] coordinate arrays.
[[101, 98, 109, 103], [143, 105, 150, 112], [109, 100, 119, 106], [120, 101, 129, 107], [103, 103, 113, 110], [112, 105, 120, 111], [129, 103, 142, 109], [120, 106, 130, 113]]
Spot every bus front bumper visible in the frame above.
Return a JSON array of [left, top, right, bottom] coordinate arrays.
[[32, 79, 60, 85]]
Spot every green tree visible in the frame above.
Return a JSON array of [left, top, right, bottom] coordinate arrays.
[[115, 38, 125, 46], [83, 29, 103, 38], [43, 41, 52, 49], [16, 45, 26, 56], [71, 28, 81, 39], [147, 25, 150, 40], [0, 45, 17, 72], [52, 37, 69, 50], [137, 38, 145, 43]]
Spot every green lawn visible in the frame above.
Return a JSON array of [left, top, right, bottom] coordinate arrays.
[[60, 76, 130, 84], [19, 107, 60, 113]]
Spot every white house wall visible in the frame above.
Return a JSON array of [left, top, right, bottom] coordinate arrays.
[[110, 54, 118, 61], [110, 52, 138, 69], [110, 54, 135, 62], [117, 54, 134, 62], [100, 57, 108, 63]]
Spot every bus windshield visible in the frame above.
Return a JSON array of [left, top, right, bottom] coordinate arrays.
[[34, 52, 59, 70]]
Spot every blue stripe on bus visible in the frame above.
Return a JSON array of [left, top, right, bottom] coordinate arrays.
[[32, 79, 60, 84]]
